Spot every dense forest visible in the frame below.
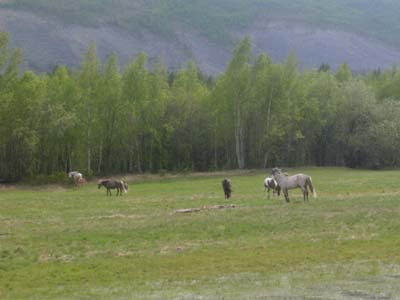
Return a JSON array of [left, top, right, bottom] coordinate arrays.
[[2, 31, 400, 181]]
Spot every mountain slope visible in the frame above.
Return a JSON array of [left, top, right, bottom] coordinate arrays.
[[1, 0, 400, 73]]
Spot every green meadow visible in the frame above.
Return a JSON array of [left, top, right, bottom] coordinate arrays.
[[1, 168, 400, 299]]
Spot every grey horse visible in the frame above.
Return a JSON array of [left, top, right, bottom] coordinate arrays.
[[98, 179, 128, 196], [271, 168, 316, 203]]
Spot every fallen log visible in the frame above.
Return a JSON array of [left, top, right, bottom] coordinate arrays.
[[175, 204, 236, 214]]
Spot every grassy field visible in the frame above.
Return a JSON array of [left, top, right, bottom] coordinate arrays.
[[1, 167, 400, 300]]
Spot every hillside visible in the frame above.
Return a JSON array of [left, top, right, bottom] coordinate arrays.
[[1, 0, 400, 73]]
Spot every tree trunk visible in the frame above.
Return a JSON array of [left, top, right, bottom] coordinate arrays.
[[264, 87, 273, 168], [263, 152, 269, 169], [234, 102, 245, 169], [135, 137, 142, 173], [66, 143, 72, 172], [86, 107, 92, 176], [214, 118, 218, 170], [149, 136, 154, 171], [98, 139, 103, 174], [128, 154, 134, 173]]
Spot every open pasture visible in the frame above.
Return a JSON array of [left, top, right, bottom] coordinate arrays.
[[1, 168, 400, 299]]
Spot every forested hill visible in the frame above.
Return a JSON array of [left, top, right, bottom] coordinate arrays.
[[1, 0, 400, 73]]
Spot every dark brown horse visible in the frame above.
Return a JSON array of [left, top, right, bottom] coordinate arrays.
[[98, 179, 128, 196], [222, 178, 232, 199]]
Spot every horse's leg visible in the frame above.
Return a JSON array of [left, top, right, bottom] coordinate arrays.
[[267, 187, 271, 199], [284, 189, 290, 203], [301, 186, 308, 202], [305, 185, 309, 201]]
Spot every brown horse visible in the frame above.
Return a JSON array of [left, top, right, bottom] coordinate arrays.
[[98, 179, 128, 196], [76, 177, 87, 187]]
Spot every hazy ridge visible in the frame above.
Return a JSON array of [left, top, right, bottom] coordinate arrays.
[[1, 0, 400, 73]]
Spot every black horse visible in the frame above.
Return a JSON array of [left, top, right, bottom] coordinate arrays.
[[222, 178, 232, 199]]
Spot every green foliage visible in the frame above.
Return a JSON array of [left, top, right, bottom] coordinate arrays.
[[335, 63, 353, 82], [3, 33, 400, 180], [26, 171, 68, 185]]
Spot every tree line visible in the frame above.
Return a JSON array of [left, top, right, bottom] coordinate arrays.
[[1, 32, 400, 181]]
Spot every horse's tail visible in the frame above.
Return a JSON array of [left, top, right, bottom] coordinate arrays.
[[121, 181, 127, 193], [308, 177, 317, 198]]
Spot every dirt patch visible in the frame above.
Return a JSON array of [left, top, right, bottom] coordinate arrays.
[[342, 290, 392, 300], [87, 214, 138, 220], [0, 184, 16, 189], [174, 204, 236, 214], [38, 253, 74, 263]]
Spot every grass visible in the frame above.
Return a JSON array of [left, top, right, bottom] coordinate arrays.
[[1, 167, 400, 299]]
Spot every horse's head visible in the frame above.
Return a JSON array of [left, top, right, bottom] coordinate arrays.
[[271, 168, 282, 176], [98, 179, 105, 189]]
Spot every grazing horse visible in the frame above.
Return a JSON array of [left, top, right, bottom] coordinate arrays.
[[76, 177, 87, 187], [222, 178, 232, 199], [68, 171, 84, 186], [98, 179, 128, 196], [271, 168, 316, 203], [264, 177, 281, 199]]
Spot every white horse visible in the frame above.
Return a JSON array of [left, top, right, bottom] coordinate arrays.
[[272, 168, 316, 203], [68, 171, 83, 186]]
